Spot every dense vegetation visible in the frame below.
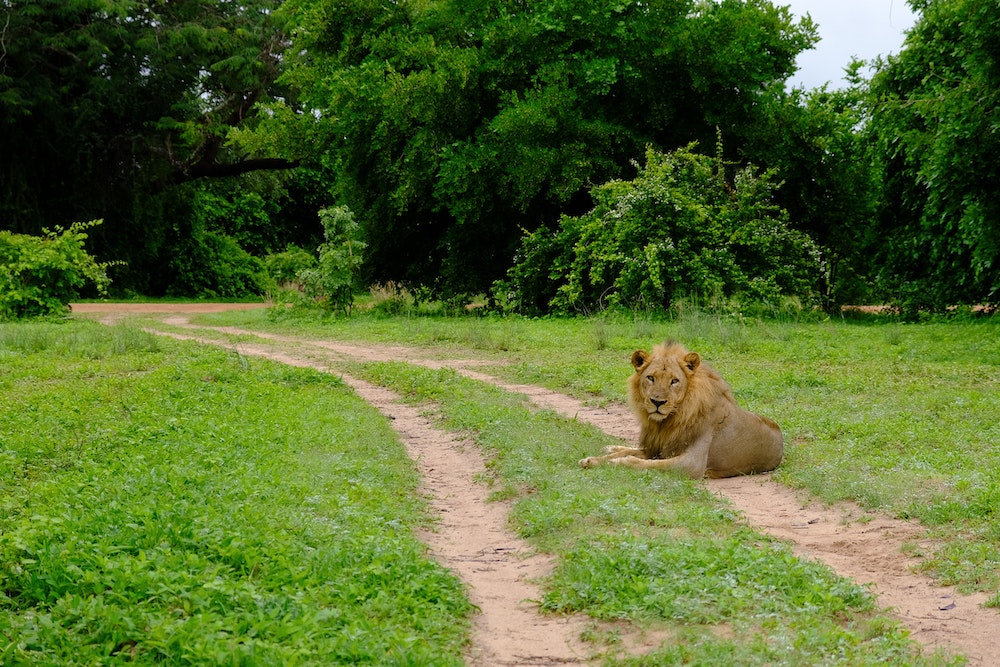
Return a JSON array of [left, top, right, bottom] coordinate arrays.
[[0, 221, 114, 319], [498, 144, 821, 314], [2, 0, 998, 313]]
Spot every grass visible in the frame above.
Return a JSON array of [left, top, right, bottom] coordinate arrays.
[[10, 306, 999, 664], [0, 320, 471, 666], [354, 361, 955, 665], [197, 306, 1000, 605]]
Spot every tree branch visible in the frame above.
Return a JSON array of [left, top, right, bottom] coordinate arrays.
[[162, 156, 300, 188], [190, 157, 301, 179]]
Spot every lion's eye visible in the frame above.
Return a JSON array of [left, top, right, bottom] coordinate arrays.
[[670, 378, 679, 385], [646, 375, 655, 383]]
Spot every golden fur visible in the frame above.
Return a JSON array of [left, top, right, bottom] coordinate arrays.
[[579, 341, 783, 478]]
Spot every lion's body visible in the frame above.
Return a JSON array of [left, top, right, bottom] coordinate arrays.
[[579, 342, 783, 478]]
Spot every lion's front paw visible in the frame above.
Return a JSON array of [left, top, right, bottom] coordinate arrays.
[[579, 457, 598, 468]]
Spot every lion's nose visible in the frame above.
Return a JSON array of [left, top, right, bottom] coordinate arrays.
[[650, 398, 667, 409]]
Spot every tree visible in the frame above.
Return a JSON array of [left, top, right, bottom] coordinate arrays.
[[864, 0, 1000, 311], [0, 0, 303, 293], [742, 79, 879, 311], [276, 0, 817, 298], [299, 206, 366, 314]]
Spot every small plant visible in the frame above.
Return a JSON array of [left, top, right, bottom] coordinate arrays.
[[299, 206, 366, 314], [0, 220, 117, 320]]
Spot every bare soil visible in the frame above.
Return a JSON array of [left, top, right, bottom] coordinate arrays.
[[74, 303, 998, 666]]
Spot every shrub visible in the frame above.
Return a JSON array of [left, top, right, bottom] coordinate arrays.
[[264, 244, 317, 287], [298, 206, 366, 314], [495, 145, 822, 315], [0, 220, 114, 320], [168, 230, 271, 298]]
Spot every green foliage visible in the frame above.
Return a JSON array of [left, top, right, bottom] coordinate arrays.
[[191, 184, 277, 255], [497, 145, 821, 315], [743, 83, 879, 311], [0, 323, 471, 665], [168, 230, 271, 299], [8, 0, 1000, 313], [865, 0, 1000, 313], [276, 0, 817, 298], [0, 221, 115, 320], [265, 245, 318, 286], [298, 206, 366, 313], [0, 0, 299, 295]]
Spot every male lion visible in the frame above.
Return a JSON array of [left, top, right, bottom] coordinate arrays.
[[579, 341, 783, 478]]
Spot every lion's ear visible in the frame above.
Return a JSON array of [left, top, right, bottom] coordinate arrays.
[[631, 350, 649, 370], [683, 352, 701, 373]]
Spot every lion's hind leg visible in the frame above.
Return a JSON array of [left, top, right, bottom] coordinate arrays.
[[579, 446, 646, 468]]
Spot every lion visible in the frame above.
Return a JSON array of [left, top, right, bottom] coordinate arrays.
[[579, 341, 783, 478]]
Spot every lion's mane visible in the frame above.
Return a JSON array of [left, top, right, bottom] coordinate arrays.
[[629, 341, 735, 459]]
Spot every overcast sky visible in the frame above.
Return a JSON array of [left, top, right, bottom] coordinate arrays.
[[782, 0, 920, 89]]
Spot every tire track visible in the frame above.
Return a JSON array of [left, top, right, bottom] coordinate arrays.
[[139, 327, 594, 666], [80, 306, 997, 666]]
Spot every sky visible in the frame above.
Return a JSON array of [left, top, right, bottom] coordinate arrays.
[[781, 0, 920, 89]]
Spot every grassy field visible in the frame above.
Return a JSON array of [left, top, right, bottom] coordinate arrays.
[[4, 307, 997, 665], [0, 321, 471, 665], [202, 306, 1000, 604]]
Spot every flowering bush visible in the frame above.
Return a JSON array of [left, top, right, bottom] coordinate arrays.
[[495, 146, 821, 315]]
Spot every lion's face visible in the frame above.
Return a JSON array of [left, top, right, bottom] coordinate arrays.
[[629, 347, 701, 422]]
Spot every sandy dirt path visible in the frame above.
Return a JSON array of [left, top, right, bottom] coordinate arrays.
[[74, 303, 999, 665]]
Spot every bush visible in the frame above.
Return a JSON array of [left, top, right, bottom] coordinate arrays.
[[0, 220, 114, 320], [168, 231, 271, 299], [264, 245, 317, 287], [495, 145, 822, 315], [298, 206, 365, 314]]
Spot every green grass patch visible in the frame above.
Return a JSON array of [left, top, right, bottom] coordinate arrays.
[[200, 306, 1000, 603], [0, 321, 471, 665], [354, 361, 958, 665]]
